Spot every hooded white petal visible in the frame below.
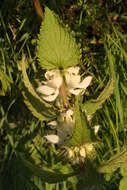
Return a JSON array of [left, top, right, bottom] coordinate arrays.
[[37, 85, 55, 95], [69, 88, 82, 95], [78, 76, 92, 89], [65, 74, 80, 89], [47, 76, 62, 89], [45, 134, 59, 144], [87, 114, 92, 121], [37, 69, 63, 102], [48, 120, 57, 127], [45, 70, 60, 80], [93, 125, 100, 134], [41, 89, 59, 102], [66, 67, 80, 75], [65, 67, 92, 96], [85, 143, 94, 153], [46, 109, 75, 145], [79, 147, 86, 158], [66, 109, 74, 124], [47, 120, 58, 129], [68, 149, 74, 158], [57, 109, 74, 143]]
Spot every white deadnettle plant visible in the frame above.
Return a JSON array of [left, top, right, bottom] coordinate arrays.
[[45, 109, 75, 144], [37, 67, 92, 102], [36, 65, 99, 160]]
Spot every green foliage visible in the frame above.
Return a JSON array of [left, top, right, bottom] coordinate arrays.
[[37, 7, 81, 69], [1, 0, 127, 190], [82, 78, 114, 116], [0, 70, 13, 96], [65, 97, 94, 147], [76, 160, 104, 190], [82, 46, 115, 117], [120, 166, 127, 177], [21, 56, 57, 121], [0, 155, 35, 190], [119, 177, 127, 190], [98, 148, 127, 174], [119, 166, 127, 190], [19, 153, 76, 184]]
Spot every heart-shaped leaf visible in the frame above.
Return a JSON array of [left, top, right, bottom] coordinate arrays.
[[37, 7, 81, 69]]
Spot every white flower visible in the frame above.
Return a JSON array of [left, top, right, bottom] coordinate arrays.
[[65, 67, 92, 95], [67, 149, 75, 158], [93, 125, 100, 135], [79, 147, 86, 158], [45, 109, 75, 144], [37, 67, 92, 102], [85, 143, 94, 153], [37, 70, 62, 102], [45, 134, 59, 144]]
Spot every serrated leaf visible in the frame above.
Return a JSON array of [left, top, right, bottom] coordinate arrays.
[[23, 88, 54, 121], [37, 7, 80, 69], [21, 56, 49, 107], [65, 97, 93, 147], [82, 78, 114, 116], [119, 177, 127, 190], [21, 56, 57, 121], [19, 153, 76, 183]]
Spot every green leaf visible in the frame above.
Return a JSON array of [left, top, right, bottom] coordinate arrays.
[[0, 70, 13, 96], [23, 87, 55, 121], [120, 166, 127, 177], [115, 75, 123, 125], [98, 148, 127, 174], [82, 78, 114, 116], [37, 7, 80, 69], [119, 177, 127, 190], [65, 97, 93, 147], [19, 154, 76, 183], [21, 56, 49, 106], [106, 47, 116, 81], [21, 56, 57, 121]]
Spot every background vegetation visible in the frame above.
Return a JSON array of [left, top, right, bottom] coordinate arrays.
[[0, 0, 127, 189]]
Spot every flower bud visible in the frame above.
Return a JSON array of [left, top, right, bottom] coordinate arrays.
[[68, 149, 74, 158], [79, 147, 86, 158]]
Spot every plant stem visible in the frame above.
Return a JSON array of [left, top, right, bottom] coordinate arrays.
[[60, 79, 69, 109], [33, 0, 44, 21]]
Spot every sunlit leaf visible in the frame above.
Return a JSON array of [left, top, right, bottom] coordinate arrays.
[[65, 97, 94, 147], [82, 78, 114, 116], [37, 7, 81, 69], [21, 56, 57, 121], [119, 177, 127, 190]]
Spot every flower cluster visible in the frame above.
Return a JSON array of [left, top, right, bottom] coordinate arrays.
[[37, 67, 92, 102], [36, 66, 100, 155], [36, 66, 94, 145], [45, 109, 75, 144]]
